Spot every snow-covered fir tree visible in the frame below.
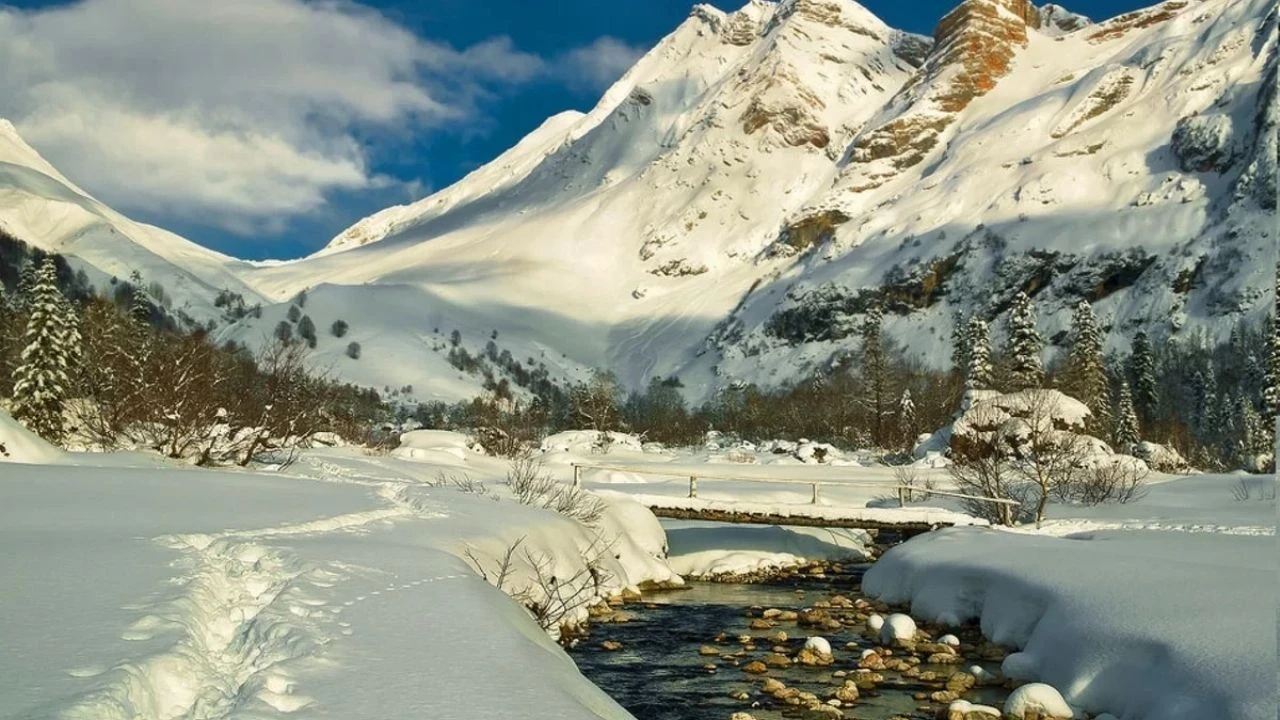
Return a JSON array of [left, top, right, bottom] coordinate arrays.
[[1064, 300, 1110, 428], [1128, 331, 1158, 422], [1237, 399, 1269, 465], [15, 260, 38, 311], [897, 387, 916, 445], [1005, 291, 1043, 390], [950, 310, 970, 379], [1265, 304, 1278, 420], [128, 270, 152, 323], [966, 316, 994, 390], [1113, 381, 1141, 452], [11, 258, 77, 442]]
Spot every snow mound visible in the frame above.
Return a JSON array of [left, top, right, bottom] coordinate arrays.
[[391, 430, 482, 464], [540, 431, 646, 456], [1003, 682, 1073, 719], [0, 410, 63, 464]]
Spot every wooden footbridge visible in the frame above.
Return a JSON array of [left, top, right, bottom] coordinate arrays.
[[570, 462, 1017, 536]]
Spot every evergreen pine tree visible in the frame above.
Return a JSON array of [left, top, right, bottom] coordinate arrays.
[[15, 260, 38, 311], [1264, 305, 1278, 420], [966, 317, 994, 390], [897, 387, 916, 447], [1005, 291, 1043, 390], [11, 258, 75, 442], [1238, 399, 1268, 464], [1064, 300, 1110, 427], [950, 311, 970, 379], [1113, 381, 1140, 452], [1128, 331, 1158, 422], [128, 271, 152, 324], [860, 304, 894, 446]]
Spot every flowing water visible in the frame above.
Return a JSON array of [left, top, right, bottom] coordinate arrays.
[[570, 567, 1009, 720]]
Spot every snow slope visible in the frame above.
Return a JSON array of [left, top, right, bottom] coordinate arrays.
[[0, 120, 263, 323], [0, 408, 63, 464], [213, 0, 1274, 403]]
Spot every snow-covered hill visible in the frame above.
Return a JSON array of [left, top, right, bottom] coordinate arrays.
[[0, 0, 1273, 404], [0, 120, 264, 324]]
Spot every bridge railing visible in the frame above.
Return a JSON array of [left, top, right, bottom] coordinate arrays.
[[569, 462, 1021, 509]]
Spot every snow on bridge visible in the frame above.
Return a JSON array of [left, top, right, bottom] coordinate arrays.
[[572, 463, 1006, 535]]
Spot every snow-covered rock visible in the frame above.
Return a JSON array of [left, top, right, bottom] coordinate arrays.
[[879, 613, 917, 646], [1003, 682, 1073, 719], [803, 636, 832, 656], [866, 613, 885, 633]]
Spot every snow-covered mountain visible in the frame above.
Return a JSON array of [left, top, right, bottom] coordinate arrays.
[[0, 120, 264, 322], [1, 0, 1274, 405]]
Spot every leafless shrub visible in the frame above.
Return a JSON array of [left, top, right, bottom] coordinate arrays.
[[463, 535, 614, 643], [433, 471, 490, 496], [507, 451, 606, 526], [1231, 477, 1277, 502], [1056, 460, 1149, 505], [463, 536, 524, 591], [892, 465, 936, 502]]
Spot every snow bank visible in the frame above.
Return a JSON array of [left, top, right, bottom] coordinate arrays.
[[0, 409, 63, 464], [864, 527, 1275, 720]]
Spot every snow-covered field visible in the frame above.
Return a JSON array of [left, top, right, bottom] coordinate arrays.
[[2, 421, 1274, 720]]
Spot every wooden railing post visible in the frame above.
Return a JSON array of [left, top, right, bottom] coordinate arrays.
[[897, 486, 907, 508], [572, 464, 582, 489], [811, 482, 819, 504], [689, 475, 698, 498]]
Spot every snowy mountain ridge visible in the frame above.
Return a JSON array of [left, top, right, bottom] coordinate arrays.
[[0, 120, 264, 323], [0, 0, 1274, 405]]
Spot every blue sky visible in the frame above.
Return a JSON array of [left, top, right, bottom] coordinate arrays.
[[0, 0, 1150, 260]]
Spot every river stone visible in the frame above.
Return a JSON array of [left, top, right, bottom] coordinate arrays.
[[760, 677, 784, 694], [946, 672, 977, 693], [831, 680, 859, 702], [729, 713, 757, 720], [765, 653, 791, 667], [700, 645, 721, 656], [742, 660, 768, 674], [601, 640, 623, 651], [750, 619, 774, 630]]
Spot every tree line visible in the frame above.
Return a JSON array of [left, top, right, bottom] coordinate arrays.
[[411, 286, 1277, 473]]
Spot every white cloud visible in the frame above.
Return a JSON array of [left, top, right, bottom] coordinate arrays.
[[558, 37, 647, 92], [0, 0, 546, 233]]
